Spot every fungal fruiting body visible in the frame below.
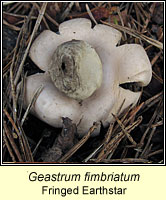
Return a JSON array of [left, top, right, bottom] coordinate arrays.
[[23, 18, 152, 137], [48, 40, 103, 101]]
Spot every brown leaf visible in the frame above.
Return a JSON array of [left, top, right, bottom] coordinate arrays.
[[3, 13, 21, 24], [41, 117, 77, 162]]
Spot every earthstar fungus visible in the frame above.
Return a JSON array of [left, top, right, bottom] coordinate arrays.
[[23, 18, 152, 137]]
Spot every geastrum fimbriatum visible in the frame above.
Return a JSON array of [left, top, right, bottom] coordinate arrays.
[[23, 18, 152, 137]]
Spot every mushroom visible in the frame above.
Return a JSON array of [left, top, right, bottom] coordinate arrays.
[[23, 18, 152, 137]]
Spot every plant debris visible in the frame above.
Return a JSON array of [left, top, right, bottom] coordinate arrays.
[[41, 117, 77, 162], [2, 2, 164, 164]]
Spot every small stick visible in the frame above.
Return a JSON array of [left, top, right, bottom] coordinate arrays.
[[3, 121, 23, 162], [3, 11, 37, 20], [3, 130, 16, 162], [141, 127, 156, 158], [59, 122, 100, 162], [134, 3, 141, 32], [152, 70, 163, 84], [84, 144, 104, 162], [18, 72, 27, 120], [120, 146, 128, 159], [127, 102, 144, 123], [135, 100, 162, 158], [33, 2, 50, 30], [130, 16, 145, 29], [3, 109, 26, 160], [13, 2, 24, 14], [151, 50, 162, 66], [75, 2, 81, 12], [44, 12, 59, 27], [14, 2, 47, 86], [54, 3, 60, 12], [3, 108, 20, 135], [7, 2, 20, 13], [117, 7, 127, 40], [9, 50, 17, 123], [151, 120, 163, 128], [86, 4, 98, 25], [97, 116, 142, 162], [146, 149, 163, 159], [21, 85, 43, 126], [140, 91, 163, 113], [105, 100, 130, 138], [60, 2, 74, 22], [3, 19, 20, 31], [98, 104, 137, 161], [141, 100, 163, 157], [107, 140, 121, 160], [17, 121, 34, 162], [96, 131, 125, 162], [137, 3, 150, 18], [104, 121, 115, 144], [96, 158, 149, 164], [101, 20, 163, 49]]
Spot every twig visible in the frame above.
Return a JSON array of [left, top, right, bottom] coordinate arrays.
[[126, 102, 144, 123], [141, 127, 156, 158], [54, 3, 60, 12], [141, 3, 156, 32], [120, 146, 128, 159], [134, 3, 141, 32], [13, 3, 24, 14], [151, 120, 163, 128], [152, 70, 163, 84], [33, 2, 50, 30], [3, 121, 23, 162], [117, 7, 127, 40], [3, 11, 37, 20], [18, 72, 27, 120], [3, 108, 26, 161], [14, 2, 47, 86], [44, 12, 59, 27], [3, 108, 20, 135], [96, 116, 142, 162], [9, 47, 17, 123], [112, 114, 137, 146], [34, 2, 59, 27], [86, 3, 98, 25], [135, 99, 163, 158], [107, 138, 122, 160], [97, 104, 131, 160], [84, 144, 104, 162], [17, 121, 34, 162], [104, 121, 115, 144], [75, 2, 81, 12], [101, 20, 163, 49], [7, 2, 20, 13], [59, 122, 100, 162], [145, 149, 163, 159], [141, 99, 163, 157], [140, 91, 163, 114], [95, 158, 149, 164], [151, 50, 162, 66], [32, 136, 44, 157], [3, 19, 21, 31], [3, 130, 16, 162], [96, 131, 125, 162], [21, 85, 43, 126], [60, 2, 74, 22]]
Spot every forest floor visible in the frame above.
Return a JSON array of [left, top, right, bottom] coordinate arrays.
[[2, 2, 164, 164]]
